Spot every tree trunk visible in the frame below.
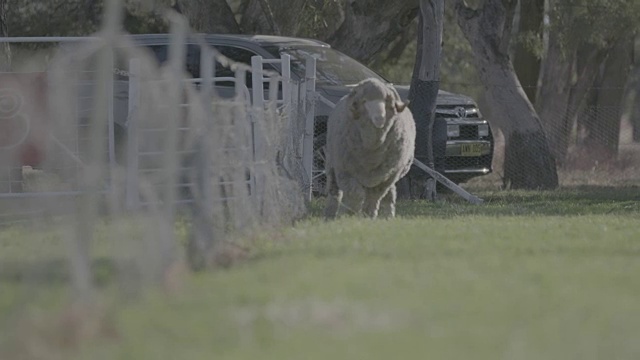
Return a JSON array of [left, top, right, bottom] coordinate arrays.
[[534, 27, 574, 164], [513, 0, 543, 104], [239, 0, 418, 64], [631, 63, 640, 142], [0, 0, 10, 70], [174, 0, 240, 33], [326, 0, 419, 63], [535, 0, 624, 165], [410, 0, 444, 199], [575, 39, 633, 164], [454, 0, 558, 190]]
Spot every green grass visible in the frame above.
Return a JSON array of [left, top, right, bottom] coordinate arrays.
[[1, 186, 640, 359]]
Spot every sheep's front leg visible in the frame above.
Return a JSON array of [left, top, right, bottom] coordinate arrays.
[[330, 172, 364, 216], [378, 184, 396, 219], [341, 186, 365, 216], [324, 168, 342, 220], [362, 187, 387, 219]]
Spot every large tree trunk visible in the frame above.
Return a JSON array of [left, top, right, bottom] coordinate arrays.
[[534, 26, 574, 164], [513, 0, 543, 104], [575, 39, 633, 164], [454, 0, 558, 190], [326, 0, 419, 63], [631, 63, 640, 142], [401, 0, 444, 200]]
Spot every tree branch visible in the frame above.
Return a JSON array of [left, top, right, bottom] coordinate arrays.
[[452, 0, 480, 35], [257, 0, 280, 35], [499, 0, 517, 55]]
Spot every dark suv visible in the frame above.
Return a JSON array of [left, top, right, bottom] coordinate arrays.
[[70, 34, 494, 191]]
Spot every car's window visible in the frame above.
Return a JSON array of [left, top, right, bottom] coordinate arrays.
[[144, 44, 275, 90], [146, 44, 201, 79], [213, 46, 253, 78], [264, 45, 387, 86]]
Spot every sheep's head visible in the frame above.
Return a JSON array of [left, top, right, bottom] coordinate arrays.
[[349, 79, 409, 129]]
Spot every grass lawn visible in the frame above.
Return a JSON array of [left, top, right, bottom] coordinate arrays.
[[1, 186, 640, 359]]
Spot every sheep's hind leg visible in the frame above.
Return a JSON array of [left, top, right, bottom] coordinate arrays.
[[324, 168, 342, 220], [341, 187, 365, 216]]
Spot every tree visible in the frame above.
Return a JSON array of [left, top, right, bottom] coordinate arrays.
[[453, 0, 558, 190], [536, 0, 640, 164], [513, 0, 544, 104], [575, 39, 633, 164], [174, 0, 240, 33], [403, 0, 444, 200], [238, 0, 419, 64], [0, 0, 10, 69]]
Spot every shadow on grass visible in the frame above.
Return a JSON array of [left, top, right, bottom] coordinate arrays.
[[309, 185, 640, 218]]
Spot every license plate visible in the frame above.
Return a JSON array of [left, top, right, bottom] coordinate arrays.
[[460, 143, 487, 156]]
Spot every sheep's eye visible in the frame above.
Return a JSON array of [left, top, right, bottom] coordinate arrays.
[[385, 97, 395, 110]]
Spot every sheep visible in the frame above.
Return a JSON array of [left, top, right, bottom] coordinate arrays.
[[324, 78, 416, 220]]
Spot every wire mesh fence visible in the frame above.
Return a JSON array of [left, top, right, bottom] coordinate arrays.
[[1, 4, 639, 355], [421, 81, 640, 191], [0, 8, 310, 344]]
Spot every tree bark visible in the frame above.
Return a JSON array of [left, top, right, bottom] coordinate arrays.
[[403, 0, 444, 200], [513, 0, 543, 104], [240, 0, 419, 64], [536, 27, 613, 165], [454, 0, 558, 190], [0, 0, 10, 70], [631, 63, 640, 142], [175, 0, 240, 33], [326, 0, 419, 63]]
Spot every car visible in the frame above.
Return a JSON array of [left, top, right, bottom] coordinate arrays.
[[39, 34, 495, 194]]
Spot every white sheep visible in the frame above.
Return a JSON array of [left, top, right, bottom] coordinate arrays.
[[324, 78, 416, 219]]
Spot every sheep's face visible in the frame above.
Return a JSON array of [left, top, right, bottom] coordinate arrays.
[[358, 96, 409, 129], [350, 80, 409, 129], [364, 100, 387, 128]]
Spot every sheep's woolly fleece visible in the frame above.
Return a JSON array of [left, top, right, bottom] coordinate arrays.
[[324, 78, 416, 219]]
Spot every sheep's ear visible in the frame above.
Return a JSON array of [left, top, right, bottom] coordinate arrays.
[[395, 100, 409, 113]]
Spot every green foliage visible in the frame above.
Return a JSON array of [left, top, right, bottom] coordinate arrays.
[[515, 30, 544, 59], [550, 0, 640, 52], [296, 0, 342, 39]]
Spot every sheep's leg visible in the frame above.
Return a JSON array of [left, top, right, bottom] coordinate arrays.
[[338, 174, 365, 216], [341, 186, 365, 216], [324, 168, 342, 220], [362, 186, 387, 219], [378, 184, 397, 219]]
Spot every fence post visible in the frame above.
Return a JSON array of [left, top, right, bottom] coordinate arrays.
[[198, 46, 215, 217], [281, 54, 292, 115], [251, 56, 266, 210], [302, 55, 317, 200], [125, 58, 140, 210]]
